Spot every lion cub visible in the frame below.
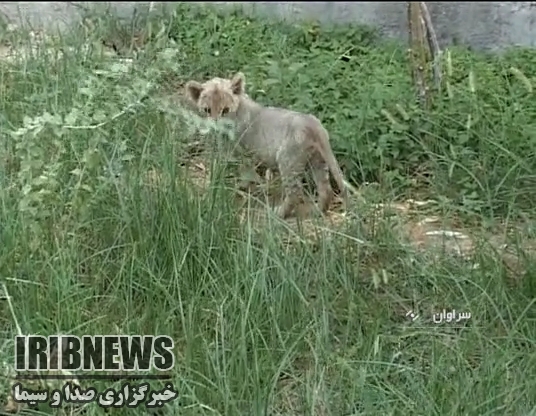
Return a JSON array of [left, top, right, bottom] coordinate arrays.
[[185, 72, 349, 219]]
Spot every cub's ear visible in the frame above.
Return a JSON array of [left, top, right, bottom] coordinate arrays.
[[185, 81, 204, 102], [230, 72, 245, 95]]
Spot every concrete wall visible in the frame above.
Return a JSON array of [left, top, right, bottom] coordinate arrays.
[[0, 2, 535, 52]]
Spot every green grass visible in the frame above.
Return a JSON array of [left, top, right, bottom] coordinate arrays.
[[0, 4, 535, 415]]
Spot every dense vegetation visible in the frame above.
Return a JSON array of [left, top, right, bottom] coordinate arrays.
[[0, 4, 534, 415], [169, 4, 536, 218]]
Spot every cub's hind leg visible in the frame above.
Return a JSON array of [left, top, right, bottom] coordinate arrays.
[[275, 156, 306, 219]]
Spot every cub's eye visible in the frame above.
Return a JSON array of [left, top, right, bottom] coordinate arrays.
[[221, 107, 230, 116], [203, 108, 210, 115]]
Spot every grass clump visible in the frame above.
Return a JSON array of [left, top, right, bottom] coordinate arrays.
[[0, 3, 535, 415]]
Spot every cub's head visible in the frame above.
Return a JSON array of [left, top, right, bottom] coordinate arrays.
[[185, 72, 246, 119]]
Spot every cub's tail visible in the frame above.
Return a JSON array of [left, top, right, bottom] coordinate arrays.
[[306, 123, 355, 204]]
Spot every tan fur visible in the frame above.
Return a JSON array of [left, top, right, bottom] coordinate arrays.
[[185, 72, 349, 219]]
